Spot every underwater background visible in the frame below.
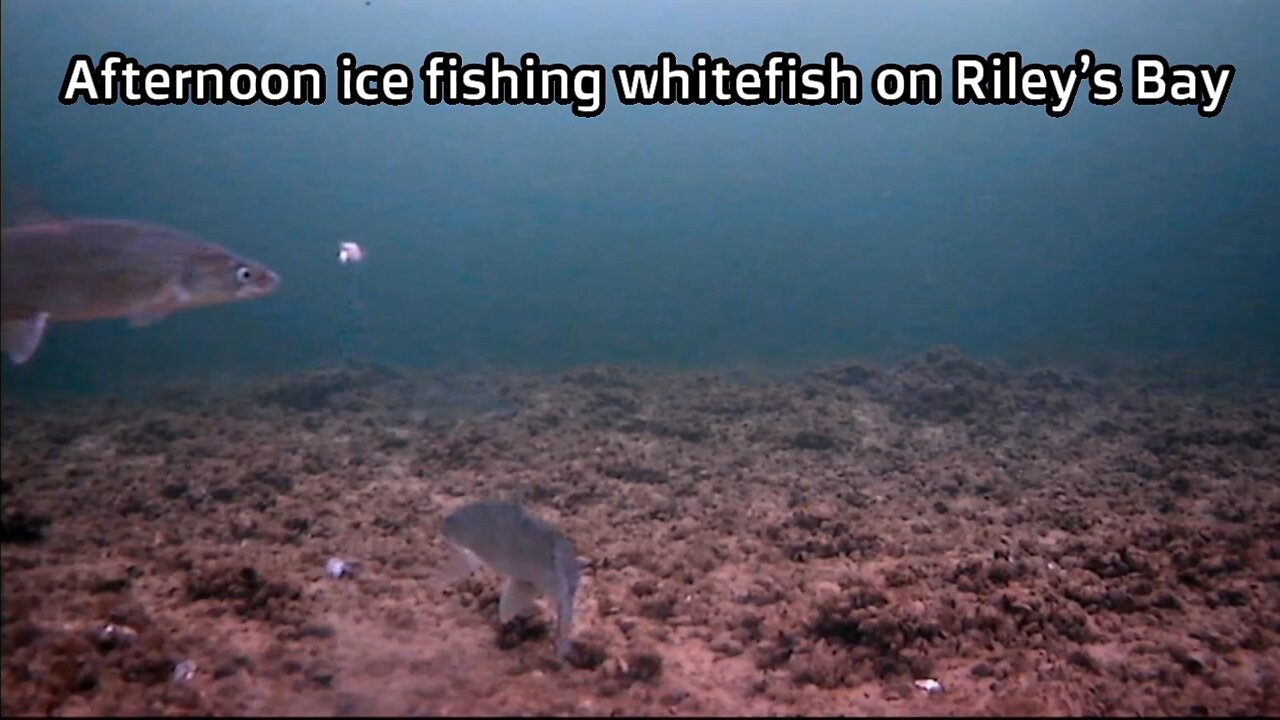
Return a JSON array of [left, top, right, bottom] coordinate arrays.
[[5, 4, 1280, 716], [2, 0, 1277, 396]]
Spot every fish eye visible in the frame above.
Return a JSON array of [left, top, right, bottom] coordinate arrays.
[[235, 265, 253, 283]]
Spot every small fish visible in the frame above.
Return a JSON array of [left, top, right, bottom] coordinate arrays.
[[441, 500, 580, 656], [1, 214, 280, 364]]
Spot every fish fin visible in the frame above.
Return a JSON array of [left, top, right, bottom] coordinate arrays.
[[555, 632, 573, 657], [2, 185, 64, 227], [554, 583, 576, 656], [552, 541, 578, 655], [2, 313, 50, 365], [127, 284, 189, 327], [438, 545, 482, 587], [498, 579, 540, 623]]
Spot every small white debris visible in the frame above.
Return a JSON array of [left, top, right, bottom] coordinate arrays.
[[1046, 560, 1060, 571], [172, 660, 197, 683], [97, 623, 137, 645], [326, 557, 354, 578], [914, 678, 944, 695], [337, 241, 365, 264]]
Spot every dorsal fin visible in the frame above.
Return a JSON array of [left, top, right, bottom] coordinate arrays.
[[1, 184, 66, 228]]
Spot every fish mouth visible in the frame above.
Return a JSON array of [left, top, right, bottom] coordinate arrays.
[[235, 270, 280, 299], [253, 269, 282, 295]]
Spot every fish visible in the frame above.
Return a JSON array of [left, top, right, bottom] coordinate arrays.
[[441, 499, 580, 656], [1, 215, 280, 364]]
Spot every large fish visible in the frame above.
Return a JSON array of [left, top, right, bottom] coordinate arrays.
[[441, 499, 581, 656], [1, 215, 280, 364]]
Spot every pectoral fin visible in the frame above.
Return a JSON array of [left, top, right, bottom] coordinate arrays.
[[439, 545, 482, 587], [128, 283, 189, 327], [499, 579, 540, 623], [2, 312, 50, 365]]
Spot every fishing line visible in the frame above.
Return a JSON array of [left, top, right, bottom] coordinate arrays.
[[337, 241, 367, 362]]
